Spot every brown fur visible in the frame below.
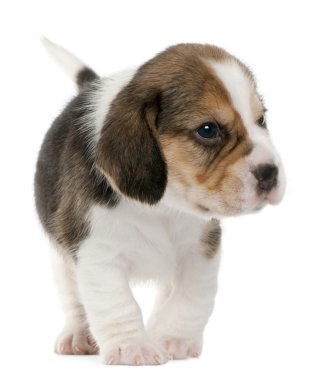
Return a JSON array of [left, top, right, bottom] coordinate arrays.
[[96, 90, 167, 205], [35, 43, 265, 254], [95, 43, 263, 215], [131, 44, 263, 215]]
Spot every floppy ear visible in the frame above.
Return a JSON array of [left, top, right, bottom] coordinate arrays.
[[96, 85, 167, 205]]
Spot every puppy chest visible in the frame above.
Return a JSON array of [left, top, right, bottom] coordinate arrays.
[[88, 203, 202, 279]]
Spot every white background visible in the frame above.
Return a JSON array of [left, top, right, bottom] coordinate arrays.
[[1, 1, 332, 379]]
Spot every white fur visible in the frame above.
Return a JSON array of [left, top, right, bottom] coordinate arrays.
[[52, 249, 97, 354], [69, 64, 275, 364], [211, 60, 254, 127], [91, 70, 136, 144], [42, 36, 135, 153], [47, 45, 284, 365], [210, 60, 274, 157], [70, 70, 136, 164], [73, 201, 220, 363], [42, 37, 85, 82], [211, 60, 286, 206]]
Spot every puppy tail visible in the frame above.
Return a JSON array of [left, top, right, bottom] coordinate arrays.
[[41, 37, 98, 90]]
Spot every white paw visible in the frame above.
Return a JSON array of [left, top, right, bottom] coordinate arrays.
[[102, 338, 168, 366], [55, 326, 98, 355], [160, 337, 202, 360]]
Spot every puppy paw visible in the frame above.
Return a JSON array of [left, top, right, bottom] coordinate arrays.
[[55, 327, 98, 355], [160, 337, 202, 360], [102, 339, 168, 366]]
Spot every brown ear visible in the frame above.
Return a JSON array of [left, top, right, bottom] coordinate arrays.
[[96, 87, 167, 205]]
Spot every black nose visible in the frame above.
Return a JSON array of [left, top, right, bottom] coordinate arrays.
[[253, 164, 278, 192]]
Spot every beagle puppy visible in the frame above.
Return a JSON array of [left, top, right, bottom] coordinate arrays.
[[35, 39, 285, 365]]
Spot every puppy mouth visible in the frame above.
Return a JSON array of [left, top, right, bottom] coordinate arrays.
[[264, 187, 284, 205], [262, 177, 285, 206], [221, 184, 282, 216]]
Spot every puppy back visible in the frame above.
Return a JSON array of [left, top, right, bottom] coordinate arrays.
[[34, 89, 119, 256]]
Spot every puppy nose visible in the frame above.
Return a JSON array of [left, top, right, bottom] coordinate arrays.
[[253, 164, 278, 192]]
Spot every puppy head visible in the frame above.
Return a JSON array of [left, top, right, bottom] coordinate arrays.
[[96, 44, 285, 216]]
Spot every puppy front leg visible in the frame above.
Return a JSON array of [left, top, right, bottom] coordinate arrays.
[[76, 242, 167, 365], [147, 250, 221, 360]]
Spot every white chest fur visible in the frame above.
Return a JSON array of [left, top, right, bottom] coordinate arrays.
[[79, 199, 208, 281]]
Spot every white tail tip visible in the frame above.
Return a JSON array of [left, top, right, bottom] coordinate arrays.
[[41, 36, 86, 83]]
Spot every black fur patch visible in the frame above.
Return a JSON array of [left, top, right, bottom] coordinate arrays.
[[76, 67, 98, 90], [34, 88, 119, 256]]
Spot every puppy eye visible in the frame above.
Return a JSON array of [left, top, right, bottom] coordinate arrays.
[[196, 122, 220, 140], [257, 115, 267, 128]]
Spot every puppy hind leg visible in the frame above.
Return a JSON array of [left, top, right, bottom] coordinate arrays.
[[52, 250, 98, 355]]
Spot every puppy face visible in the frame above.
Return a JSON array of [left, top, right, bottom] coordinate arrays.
[[97, 44, 285, 217]]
